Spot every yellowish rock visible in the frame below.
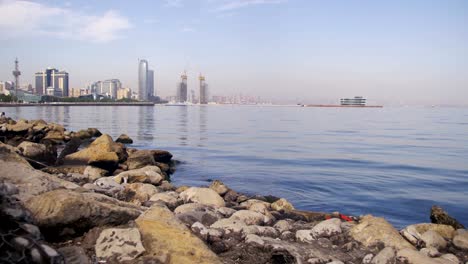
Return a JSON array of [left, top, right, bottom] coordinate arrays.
[[271, 198, 295, 211], [136, 204, 221, 264]]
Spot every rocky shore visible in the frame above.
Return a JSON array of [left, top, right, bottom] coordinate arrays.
[[0, 116, 467, 264]]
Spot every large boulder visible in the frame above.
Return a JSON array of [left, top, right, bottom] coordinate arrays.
[[136, 204, 221, 264], [17, 141, 57, 164], [396, 248, 446, 264], [349, 215, 414, 250], [180, 187, 225, 207], [25, 189, 142, 238], [95, 228, 145, 262], [6, 119, 33, 133], [63, 134, 124, 171], [113, 166, 165, 185], [126, 150, 156, 170], [453, 229, 468, 250]]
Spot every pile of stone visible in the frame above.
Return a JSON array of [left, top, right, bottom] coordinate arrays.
[[1, 117, 467, 264]]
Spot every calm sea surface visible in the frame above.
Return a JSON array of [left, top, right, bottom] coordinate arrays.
[[2, 105, 467, 228]]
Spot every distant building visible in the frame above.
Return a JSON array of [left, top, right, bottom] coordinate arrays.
[[138, 59, 148, 101], [199, 74, 208, 104], [89, 79, 122, 99], [177, 71, 188, 102], [35, 68, 69, 97], [117, 88, 132, 100], [70, 88, 82, 97], [148, 69, 154, 98], [340, 96, 366, 106]]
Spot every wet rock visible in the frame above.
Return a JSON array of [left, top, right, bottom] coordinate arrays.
[[350, 215, 414, 250], [271, 198, 295, 212], [430, 205, 465, 229], [420, 230, 447, 250], [371, 247, 395, 264], [95, 228, 145, 262], [311, 218, 342, 238], [116, 133, 133, 144], [87, 127, 102, 137], [17, 141, 57, 164], [126, 149, 156, 170], [83, 165, 108, 181], [124, 183, 160, 204], [180, 187, 226, 207], [209, 180, 229, 195], [152, 150, 173, 163], [396, 248, 446, 264], [453, 229, 468, 250], [296, 230, 314, 243], [150, 191, 180, 209], [25, 189, 142, 239], [136, 203, 221, 264], [114, 165, 165, 185], [58, 246, 91, 264]]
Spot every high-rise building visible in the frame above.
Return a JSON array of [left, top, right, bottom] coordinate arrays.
[[89, 79, 122, 99], [148, 69, 154, 98], [138, 59, 148, 101], [199, 74, 208, 104], [35, 68, 69, 97], [117, 88, 132, 100], [177, 71, 188, 102]]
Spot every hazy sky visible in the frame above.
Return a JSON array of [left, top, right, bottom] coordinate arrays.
[[0, 0, 467, 105]]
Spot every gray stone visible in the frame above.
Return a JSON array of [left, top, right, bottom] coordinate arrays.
[[113, 165, 164, 185], [420, 230, 447, 249], [94, 176, 120, 189], [362, 254, 373, 264], [274, 220, 292, 233], [95, 228, 145, 262], [216, 206, 236, 217], [296, 230, 314, 243], [311, 218, 342, 238], [453, 229, 468, 250], [245, 234, 264, 246], [420, 247, 440, 258], [396, 248, 446, 264], [150, 191, 180, 209], [242, 225, 278, 237], [439, 253, 459, 263], [180, 187, 225, 207], [371, 247, 395, 264], [230, 210, 268, 225], [209, 180, 229, 195], [58, 246, 91, 264], [83, 166, 108, 181]]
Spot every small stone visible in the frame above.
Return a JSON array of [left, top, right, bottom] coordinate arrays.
[[420, 230, 447, 249], [245, 234, 264, 246], [271, 198, 295, 211], [209, 180, 229, 195], [20, 223, 42, 240], [420, 247, 440, 258], [116, 134, 133, 144], [296, 230, 314, 243], [371, 247, 395, 264], [274, 220, 292, 233], [362, 254, 373, 264]]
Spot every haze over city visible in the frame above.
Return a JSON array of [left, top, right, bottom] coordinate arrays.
[[1, 0, 467, 105]]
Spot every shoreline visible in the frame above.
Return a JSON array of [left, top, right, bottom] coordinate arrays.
[[0, 116, 467, 263], [0, 102, 156, 107]]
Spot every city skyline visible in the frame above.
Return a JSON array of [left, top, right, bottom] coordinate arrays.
[[1, 0, 467, 105]]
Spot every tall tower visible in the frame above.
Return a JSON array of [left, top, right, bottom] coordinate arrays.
[[148, 69, 154, 99], [177, 71, 188, 103], [12, 58, 21, 101], [138, 59, 149, 101], [199, 73, 208, 104]]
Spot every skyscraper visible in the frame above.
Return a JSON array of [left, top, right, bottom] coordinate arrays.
[[35, 68, 69, 96], [147, 69, 154, 99], [177, 71, 188, 103], [138, 59, 148, 101], [199, 74, 208, 104]]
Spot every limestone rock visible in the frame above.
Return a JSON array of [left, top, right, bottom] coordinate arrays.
[[271, 198, 295, 211], [430, 205, 465, 229], [296, 230, 314, 243], [311, 218, 342, 238], [402, 223, 455, 241], [350, 215, 414, 250], [439, 253, 459, 263], [242, 225, 279, 237], [420, 230, 447, 250], [17, 141, 56, 164], [116, 134, 133, 144], [136, 204, 221, 264], [113, 166, 164, 185], [149, 191, 180, 209], [124, 183, 160, 204], [230, 210, 267, 225], [274, 220, 292, 233], [209, 180, 229, 195], [396, 248, 446, 264], [180, 187, 225, 207], [175, 203, 223, 227], [94, 177, 121, 189], [25, 189, 142, 236], [83, 166, 108, 181], [6, 119, 33, 133], [453, 229, 468, 250], [95, 228, 145, 262], [210, 218, 247, 234], [371, 247, 395, 264], [126, 149, 173, 170], [57, 246, 91, 264], [245, 234, 265, 246], [216, 207, 237, 218]]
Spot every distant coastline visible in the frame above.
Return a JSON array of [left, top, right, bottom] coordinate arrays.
[[0, 102, 155, 107], [304, 104, 383, 108]]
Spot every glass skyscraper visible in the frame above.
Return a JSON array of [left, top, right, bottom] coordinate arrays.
[[35, 68, 69, 97], [138, 59, 148, 101]]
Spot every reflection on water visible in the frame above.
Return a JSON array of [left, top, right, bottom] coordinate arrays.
[[2, 105, 468, 228]]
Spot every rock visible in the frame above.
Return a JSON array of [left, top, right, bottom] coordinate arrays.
[[396, 248, 446, 264], [136, 204, 221, 264], [453, 229, 468, 250], [362, 254, 373, 264], [430, 205, 465, 229], [150, 191, 180, 209], [223, 189, 239, 203], [245, 234, 265, 246], [17, 141, 57, 164], [20, 223, 42, 240], [57, 246, 91, 264], [350, 215, 414, 250], [191, 222, 224, 241], [420, 247, 440, 258], [87, 128, 102, 137], [95, 228, 145, 262], [6, 119, 33, 133], [296, 230, 314, 243], [311, 218, 342, 238], [116, 134, 133, 144], [420, 230, 447, 250], [180, 187, 226, 207], [274, 220, 292, 233], [113, 166, 165, 185], [271, 198, 295, 211], [216, 207, 237, 217], [242, 225, 279, 237], [371, 247, 395, 264], [211, 218, 247, 234], [63, 134, 123, 171], [240, 199, 271, 209], [152, 150, 173, 163], [439, 253, 459, 263], [124, 183, 160, 204], [230, 210, 268, 225], [209, 180, 229, 195], [401, 223, 455, 241], [94, 177, 121, 189], [175, 203, 223, 227], [55, 137, 82, 165], [25, 189, 142, 238], [74, 129, 92, 139], [174, 203, 212, 214], [126, 150, 156, 170], [176, 185, 190, 193], [83, 166, 108, 181], [159, 181, 175, 191]]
